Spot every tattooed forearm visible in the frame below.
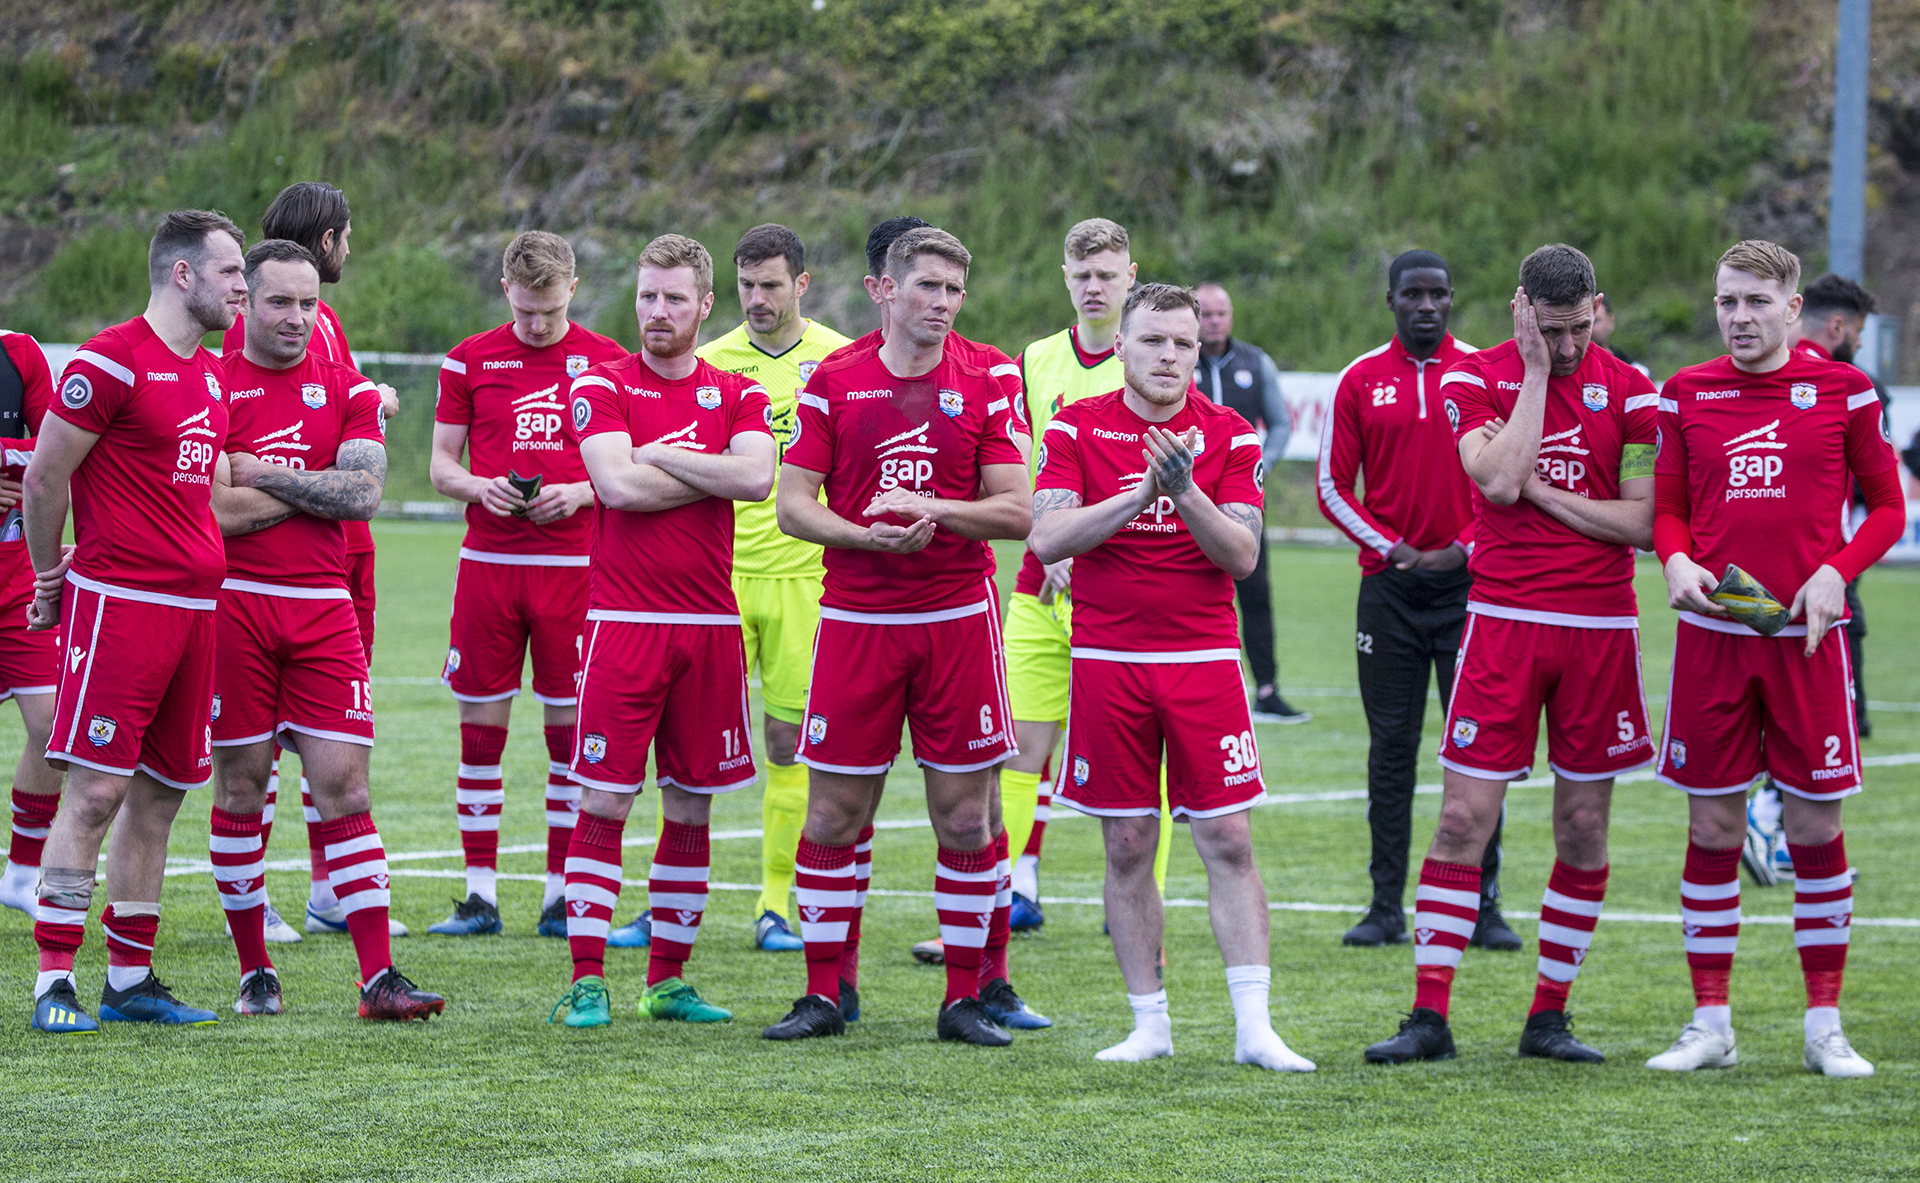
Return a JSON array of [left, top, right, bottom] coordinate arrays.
[[1030, 487, 1084, 522], [249, 440, 388, 522], [1220, 501, 1264, 545], [232, 508, 299, 536]]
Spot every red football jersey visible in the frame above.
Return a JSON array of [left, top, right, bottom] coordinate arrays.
[[52, 318, 229, 602], [0, 331, 52, 598], [1657, 352, 1895, 612], [786, 342, 1026, 613], [567, 355, 772, 616], [1035, 391, 1264, 655], [1317, 334, 1478, 574], [435, 322, 627, 561], [839, 328, 1029, 428], [1439, 341, 1657, 625], [218, 352, 386, 589], [225, 297, 375, 555]]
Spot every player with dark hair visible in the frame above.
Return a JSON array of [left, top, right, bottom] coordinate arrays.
[[24, 210, 245, 1032], [1317, 249, 1516, 952], [1646, 241, 1903, 1077], [1031, 282, 1311, 1070], [208, 239, 442, 1019], [763, 227, 1033, 1046], [1364, 244, 1658, 1065], [429, 231, 626, 938]]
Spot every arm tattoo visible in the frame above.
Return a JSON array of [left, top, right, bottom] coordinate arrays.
[[249, 440, 388, 523], [233, 508, 298, 536], [1153, 449, 1194, 495], [1030, 487, 1083, 522], [1220, 502, 1264, 545]]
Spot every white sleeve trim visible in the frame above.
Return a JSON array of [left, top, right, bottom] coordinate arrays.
[[71, 349, 134, 386], [1848, 391, 1880, 410], [799, 392, 829, 413], [570, 374, 616, 394], [1657, 398, 1680, 413], [1437, 370, 1484, 389], [987, 398, 1009, 414], [348, 381, 379, 396], [1230, 432, 1260, 449], [1044, 420, 1077, 437], [1316, 387, 1394, 557], [990, 363, 1020, 378], [1624, 393, 1660, 412], [440, 357, 468, 375]]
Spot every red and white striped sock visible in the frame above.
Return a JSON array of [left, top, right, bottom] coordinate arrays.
[[8, 787, 58, 871], [211, 806, 271, 976], [797, 836, 855, 1000], [838, 825, 872, 990], [1681, 841, 1740, 1030], [564, 811, 625, 982], [320, 811, 393, 981], [101, 902, 159, 988], [647, 820, 710, 987], [456, 723, 508, 903], [543, 725, 579, 908], [260, 746, 279, 851], [935, 843, 996, 1006], [1411, 858, 1480, 1017], [1789, 832, 1851, 1032], [302, 778, 333, 909], [33, 875, 89, 980], [1531, 861, 1607, 1015], [979, 829, 1012, 987]]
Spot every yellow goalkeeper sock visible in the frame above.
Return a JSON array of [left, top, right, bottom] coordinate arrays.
[[758, 761, 809, 920], [1000, 768, 1042, 871]]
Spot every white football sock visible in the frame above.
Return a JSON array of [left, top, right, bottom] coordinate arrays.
[[34, 969, 73, 998], [544, 872, 565, 909], [467, 866, 498, 904], [1805, 1006, 1841, 1040], [309, 878, 340, 911], [1011, 854, 1039, 902], [1226, 965, 1316, 1071], [106, 965, 150, 992], [1096, 990, 1172, 1061], [1694, 1004, 1732, 1035]]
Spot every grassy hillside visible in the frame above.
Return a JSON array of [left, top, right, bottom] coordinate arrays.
[[0, 0, 1874, 371]]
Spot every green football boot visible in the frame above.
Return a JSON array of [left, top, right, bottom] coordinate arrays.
[[549, 975, 612, 1028], [639, 977, 731, 1023]]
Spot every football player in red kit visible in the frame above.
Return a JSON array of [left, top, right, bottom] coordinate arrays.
[[1365, 244, 1657, 1066], [762, 227, 1032, 1046], [1645, 241, 1903, 1078]]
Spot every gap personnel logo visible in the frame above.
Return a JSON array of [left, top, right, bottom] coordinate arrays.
[[1668, 739, 1687, 769], [1443, 398, 1460, 432], [301, 383, 327, 409], [87, 715, 117, 747], [1073, 755, 1090, 785], [513, 385, 565, 448], [696, 385, 722, 410], [1582, 383, 1608, 412], [1450, 717, 1479, 748], [205, 372, 222, 402], [581, 733, 608, 764], [566, 355, 589, 379], [1724, 420, 1785, 494], [211, 695, 222, 721], [60, 373, 92, 409], [1535, 425, 1589, 488], [572, 396, 592, 434], [807, 714, 828, 745], [938, 389, 964, 418], [442, 647, 462, 678], [876, 421, 937, 491], [1790, 383, 1817, 411], [654, 422, 704, 451]]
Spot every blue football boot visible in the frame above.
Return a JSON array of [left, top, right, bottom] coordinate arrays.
[[427, 894, 502, 936], [33, 978, 100, 1034], [981, 977, 1052, 1029], [608, 908, 652, 948], [99, 973, 218, 1025], [754, 910, 804, 951]]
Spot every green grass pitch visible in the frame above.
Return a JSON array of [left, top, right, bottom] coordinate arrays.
[[0, 528, 1915, 1181]]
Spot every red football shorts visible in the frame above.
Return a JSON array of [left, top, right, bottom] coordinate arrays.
[[48, 576, 215, 790], [796, 597, 1016, 775], [444, 556, 588, 705], [569, 617, 756, 794], [345, 549, 376, 659], [0, 549, 55, 699], [1054, 656, 1265, 820], [1439, 612, 1653, 781], [212, 586, 373, 748], [1656, 617, 1861, 800]]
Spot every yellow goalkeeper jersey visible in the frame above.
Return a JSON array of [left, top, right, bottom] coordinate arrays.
[[697, 318, 853, 578]]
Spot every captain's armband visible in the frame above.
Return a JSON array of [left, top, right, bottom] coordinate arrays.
[[1620, 443, 1656, 482]]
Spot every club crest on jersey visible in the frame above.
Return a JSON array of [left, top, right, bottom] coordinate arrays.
[[798, 360, 819, 385], [211, 695, 222, 721], [1234, 369, 1254, 389], [572, 397, 592, 433], [205, 372, 222, 402], [938, 389, 964, 418], [581, 733, 608, 764], [1582, 384, 1608, 412], [1668, 739, 1687, 769], [87, 715, 117, 748], [1450, 717, 1479, 749], [696, 385, 722, 410], [1790, 383, 1817, 411], [806, 714, 828, 745], [1190, 432, 1206, 456], [60, 373, 92, 409], [1073, 755, 1090, 786], [566, 355, 589, 379], [301, 383, 327, 409]]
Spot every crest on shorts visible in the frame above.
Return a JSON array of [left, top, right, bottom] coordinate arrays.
[[211, 695, 222, 721], [442, 648, 462, 679], [807, 714, 828, 745], [205, 372, 223, 402], [1450, 717, 1479, 749], [87, 715, 117, 748], [566, 355, 589, 379], [1073, 755, 1090, 786], [572, 396, 592, 433], [1582, 384, 1608, 413], [301, 383, 327, 409], [1668, 739, 1687, 769], [1790, 383, 1817, 411], [696, 385, 722, 411], [582, 733, 608, 764], [60, 373, 92, 410], [938, 389, 964, 419]]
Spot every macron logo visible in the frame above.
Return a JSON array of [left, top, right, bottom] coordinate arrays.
[[146, 372, 181, 382], [482, 360, 524, 371]]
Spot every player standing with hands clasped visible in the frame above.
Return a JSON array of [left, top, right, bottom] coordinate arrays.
[[1645, 241, 1904, 1078], [1030, 283, 1311, 1072], [1365, 244, 1658, 1066]]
